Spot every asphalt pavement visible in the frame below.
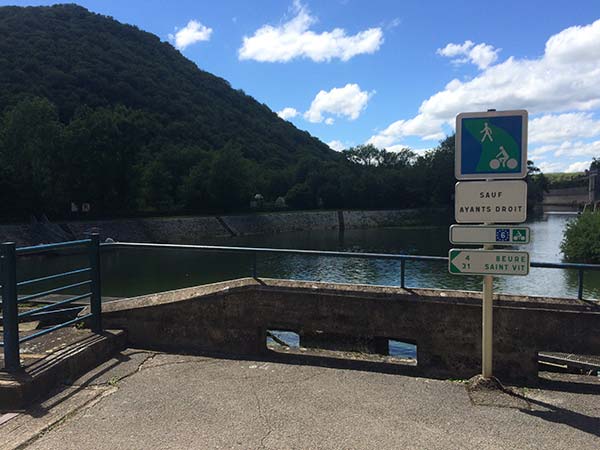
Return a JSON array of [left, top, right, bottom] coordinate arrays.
[[2, 349, 599, 450]]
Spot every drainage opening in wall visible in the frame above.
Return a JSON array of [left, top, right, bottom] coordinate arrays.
[[267, 329, 300, 349], [266, 330, 417, 366], [389, 339, 417, 363], [538, 351, 600, 379]]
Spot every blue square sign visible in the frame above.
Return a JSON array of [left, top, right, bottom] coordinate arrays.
[[455, 110, 528, 180], [496, 228, 510, 242]]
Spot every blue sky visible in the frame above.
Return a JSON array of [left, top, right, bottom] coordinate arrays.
[[5, 0, 600, 172]]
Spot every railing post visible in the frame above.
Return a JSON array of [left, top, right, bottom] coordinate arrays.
[[89, 234, 102, 332], [1, 242, 20, 372], [578, 269, 584, 300], [400, 259, 406, 288], [252, 252, 257, 278]]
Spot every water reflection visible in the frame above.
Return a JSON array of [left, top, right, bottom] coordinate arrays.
[[12, 214, 600, 300]]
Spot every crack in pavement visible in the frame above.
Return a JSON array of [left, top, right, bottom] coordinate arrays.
[[239, 372, 274, 450]]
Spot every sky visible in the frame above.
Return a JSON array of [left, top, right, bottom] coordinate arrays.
[[5, 0, 600, 173]]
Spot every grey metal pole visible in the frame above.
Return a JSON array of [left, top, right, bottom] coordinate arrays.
[[1, 242, 20, 371], [400, 259, 406, 288], [482, 273, 494, 378], [89, 234, 102, 332], [578, 270, 584, 300], [482, 238, 494, 378]]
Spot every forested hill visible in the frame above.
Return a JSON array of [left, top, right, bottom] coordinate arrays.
[[0, 4, 341, 217], [0, 4, 333, 163]]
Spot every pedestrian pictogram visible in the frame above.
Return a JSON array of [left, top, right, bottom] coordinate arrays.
[[481, 122, 493, 142]]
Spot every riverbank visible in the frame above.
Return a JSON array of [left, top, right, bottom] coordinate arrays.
[[0, 208, 448, 247]]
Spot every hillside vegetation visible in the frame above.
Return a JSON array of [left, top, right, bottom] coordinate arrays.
[[545, 173, 587, 190], [0, 4, 540, 220]]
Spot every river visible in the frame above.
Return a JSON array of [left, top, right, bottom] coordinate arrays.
[[17, 212, 600, 359], [17, 212, 599, 301]]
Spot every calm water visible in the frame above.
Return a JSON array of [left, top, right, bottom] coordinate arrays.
[[15, 213, 600, 301]]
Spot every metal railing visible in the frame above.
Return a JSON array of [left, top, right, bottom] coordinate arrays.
[[103, 242, 600, 302], [1, 235, 102, 372], [2, 238, 599, 372]]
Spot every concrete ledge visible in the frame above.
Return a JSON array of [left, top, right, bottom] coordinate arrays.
[[101, 277, 600, 314], [99, 278, 600, 385], [0, 329, 127, 411]]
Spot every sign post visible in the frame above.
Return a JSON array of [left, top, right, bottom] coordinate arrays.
[[482, 264, 493, 378], [450, 109, 529, 380]]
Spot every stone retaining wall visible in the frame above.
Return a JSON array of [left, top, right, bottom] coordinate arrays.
[[0, 209, 445, 246], [99, 278, 600, 384]]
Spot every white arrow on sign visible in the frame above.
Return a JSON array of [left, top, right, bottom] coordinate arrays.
[[449, 225, 530, 245], [449, 249, 529, 276], [455, 180, 527, 223]]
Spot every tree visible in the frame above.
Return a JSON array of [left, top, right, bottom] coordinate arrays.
[[0, 97, 64, 214], [343, 144, 380, 166], [286, 183, 314, 209], [526, 160, 548, 207], [208, 143, 252, 211], [138, 159, 175, 211], [561, 212, 600, 263]]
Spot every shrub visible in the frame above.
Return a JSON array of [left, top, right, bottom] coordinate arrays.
[[560, 212, 600, 263]]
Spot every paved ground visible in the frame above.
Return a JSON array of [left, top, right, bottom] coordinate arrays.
[[1, 349, 599, 450]]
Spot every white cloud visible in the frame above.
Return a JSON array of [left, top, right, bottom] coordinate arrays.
[[304, 83, 373, 123], [566, 160, 592, 172], [277, 107, 299, 120], [529, 139, 600, 170], [386, 17, 402, 30], [538, 161, 567, 173], [437, 40, 500, 69], [324, 118, 335, 125], [370, 18, 600, 149], [538, 158, 592, 173], [554, 140, 600, 157], [238, 1, 383, 62], [529, 143, 560, 159], [327, 140, 345, 151], [367, 113, 445, 148], [529, 113, 600, 144], [169, 20, 213, 51]]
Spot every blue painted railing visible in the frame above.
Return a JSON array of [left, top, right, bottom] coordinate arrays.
[[0, 235, 102, 372], [103, 242, 600, 301], [2, 237, 600, 373]]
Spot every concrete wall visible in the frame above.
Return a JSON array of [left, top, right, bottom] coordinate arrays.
[[221, 211, 339, 236], [543, 187, 588, 207], [0, 209, 444, 246], [67, 216, 228, 244], [0, 224, 40, 248], [99, 278, 600, 385]]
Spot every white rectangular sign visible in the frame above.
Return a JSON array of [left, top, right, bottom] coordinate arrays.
[[449, 225, 530, 245], [449, 249, 530, 276], [455, 180, 527, 223]]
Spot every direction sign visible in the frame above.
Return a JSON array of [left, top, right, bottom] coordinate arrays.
[[449, 225, 530, 245], [455, 180, 527, 223], [448, 249, 530, 276], [456, 110, 528, 180]]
